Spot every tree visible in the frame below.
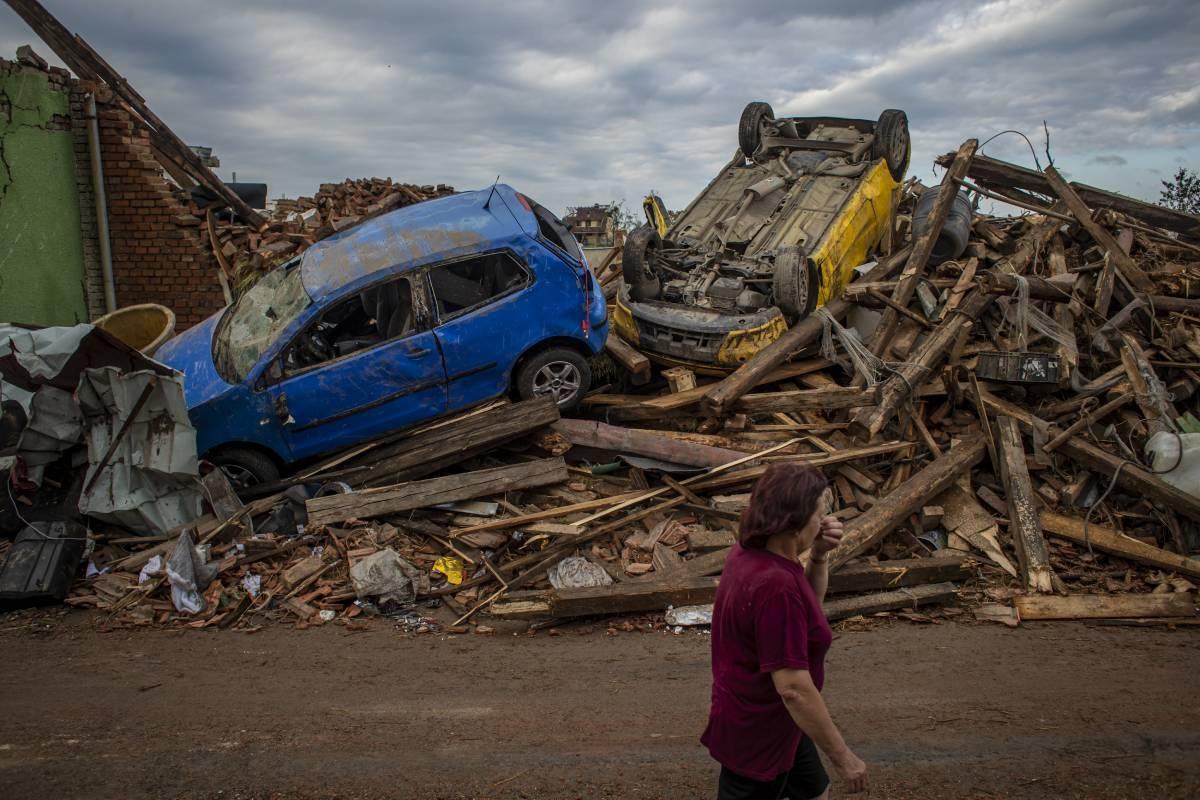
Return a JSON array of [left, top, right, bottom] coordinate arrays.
[[607, 200, 643, 233], [1159, 167, 1200, 214]]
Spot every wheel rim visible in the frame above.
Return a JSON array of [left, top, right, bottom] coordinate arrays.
[[532, 361, 582, 404], [220, 463, 258, 489]]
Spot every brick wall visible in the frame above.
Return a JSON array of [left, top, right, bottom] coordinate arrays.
[[87, 84, 225, 329]]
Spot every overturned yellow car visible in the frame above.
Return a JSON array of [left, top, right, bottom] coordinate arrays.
[[614, 103, 909, 368]]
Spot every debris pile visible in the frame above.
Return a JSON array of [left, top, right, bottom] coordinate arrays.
[[5, 142, 1200, 634], [187, 178, 456, 292]]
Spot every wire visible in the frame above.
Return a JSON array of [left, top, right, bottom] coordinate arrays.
[[5, 475, 90, 542], [977, 129, 1043, 171]]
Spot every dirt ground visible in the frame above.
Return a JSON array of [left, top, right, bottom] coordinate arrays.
[[0, 615, 1197, 800]]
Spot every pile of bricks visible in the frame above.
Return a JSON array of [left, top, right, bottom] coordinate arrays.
[[187, 177, 455, 294]]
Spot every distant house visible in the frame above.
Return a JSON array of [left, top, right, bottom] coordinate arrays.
[[563, 204, 615, 247]]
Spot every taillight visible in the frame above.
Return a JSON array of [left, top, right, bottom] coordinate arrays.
[[515, 193, 532, 211]]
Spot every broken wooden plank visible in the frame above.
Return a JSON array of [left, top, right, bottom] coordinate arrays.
[[824, 582, 959, 622], [734, 386, 879, 414], [869, 140, 977, 359], [687, 529, 736, 552], [973, 386, 1200, 525], [305, 458, 569, 528], [1015, 593, 1195, 621], [994, 417, 1054, 593], [1043, 166, 1155, 293], [551, 418, 743, 468], [828, 437, 988, 569], [606, 335, 652, 386], [701, 245, 912, 416], [937, 484, 1018, 577], [942, 151, 1200, 239], [1039, 511, 1200, 580]]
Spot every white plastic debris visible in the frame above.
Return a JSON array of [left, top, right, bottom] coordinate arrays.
[[139, 555, 164, 585], [318, 610, 336, 622], [164, 531, 216, 615], [349, 548, 422, 606], [1145, 431, 1200, 498], [665, 604, 714, 627], [547, 556, 613, 590], [241, 574, 261, 598]]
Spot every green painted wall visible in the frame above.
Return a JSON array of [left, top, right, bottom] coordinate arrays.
[[0, 67, 88, 326]]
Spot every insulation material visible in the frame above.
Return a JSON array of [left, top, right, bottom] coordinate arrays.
[[76, 367, 203, 534]]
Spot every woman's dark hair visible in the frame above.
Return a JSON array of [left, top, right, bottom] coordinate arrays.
[[738, 463, 828, 549]]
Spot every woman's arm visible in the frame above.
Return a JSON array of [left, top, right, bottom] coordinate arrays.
[[806, 516, 843, 603], [772, 668, 868, 793], [805, 556, 830, 603]]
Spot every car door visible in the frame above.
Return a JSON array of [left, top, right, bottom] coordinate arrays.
[[265, 274, 447, 461], [426, 251, 534, 410]]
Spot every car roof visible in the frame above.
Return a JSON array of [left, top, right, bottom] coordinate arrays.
[[299, 183, 535, 298]]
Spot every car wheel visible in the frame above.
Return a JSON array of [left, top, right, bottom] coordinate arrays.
[[738, 101, 775, 159], [872, 109, 910, 181], [622, 226, 662, 302], [210, 447, 281, 490], [773, 246, 817, 319], [516, 348, 591, 411]]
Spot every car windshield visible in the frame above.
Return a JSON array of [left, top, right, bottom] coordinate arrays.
[[213, 264, 312, 383]]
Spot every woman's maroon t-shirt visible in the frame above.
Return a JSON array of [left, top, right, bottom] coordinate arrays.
[[700, 543, 833, 781]]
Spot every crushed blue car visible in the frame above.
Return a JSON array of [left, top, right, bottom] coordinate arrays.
[[156, 185, 608, 486]]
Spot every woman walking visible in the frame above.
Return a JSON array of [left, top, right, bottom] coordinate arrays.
[[702, 463, 868, 799]]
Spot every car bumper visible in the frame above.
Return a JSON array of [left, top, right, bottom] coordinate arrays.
[[614, 287, 787, 367]]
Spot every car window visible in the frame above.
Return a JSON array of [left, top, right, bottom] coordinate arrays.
[[281, 276, 420, 375], [214, 264, 311, 383], [428, 253, 531, 321], [523, 196, 583, 263]]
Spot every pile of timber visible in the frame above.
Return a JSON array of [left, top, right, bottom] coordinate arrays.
[[189, 178, 456, 295], [54, 145, 1200, 632]]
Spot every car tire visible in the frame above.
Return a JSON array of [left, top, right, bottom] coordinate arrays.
[[516, 347, 591, 411], [873, 109, 910, 181], [210, 446, 281, 490], [738, 101, 775, 159], [774, 246, 817, 319], [622, 226, 662, 302]]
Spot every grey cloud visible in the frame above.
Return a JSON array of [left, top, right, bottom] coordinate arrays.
[[1090, 154, 1129, 166], [2, 0, 1199, 216]]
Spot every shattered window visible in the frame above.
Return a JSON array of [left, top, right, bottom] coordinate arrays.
[[428, 253, 531, 321], [281, 277, 418, 374], [214, 265, 312, 383], [526, 197, 583, 263]]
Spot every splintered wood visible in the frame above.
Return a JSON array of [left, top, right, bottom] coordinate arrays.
[[54, 143, 1200, 632]]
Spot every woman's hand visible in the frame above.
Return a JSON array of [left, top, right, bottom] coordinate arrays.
[[830, 748, 869, 793], [812, 516, 844, 559]]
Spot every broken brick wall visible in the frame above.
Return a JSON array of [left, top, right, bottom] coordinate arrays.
[[88, 83, 225, 330]]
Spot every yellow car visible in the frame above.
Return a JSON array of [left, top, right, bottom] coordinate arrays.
[[614, 103, 909, 369]]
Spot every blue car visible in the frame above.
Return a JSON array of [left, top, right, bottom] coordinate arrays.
[[156, 185, 608, 486]]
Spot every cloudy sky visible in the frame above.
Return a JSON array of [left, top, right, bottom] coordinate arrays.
[[3, 0, 1198, 217]]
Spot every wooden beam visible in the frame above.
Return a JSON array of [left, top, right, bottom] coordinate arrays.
[[551, 418, 744, 468], [824, 582, 959, 622], [1040, 511, 1200, 580], [305, 458, 569, 528], [701, 245, 912, 416], [1015, 593, 1195, 621], [944, 152, 1200, 240], [605, 336, 652, 386], [734, 386, 879, 414], [994, 416, 1054, 593], [493, 558, 969, 619], [1043, 166, 1155, 293], [869, 139, 977, 359], [828, 438, 988, 568]]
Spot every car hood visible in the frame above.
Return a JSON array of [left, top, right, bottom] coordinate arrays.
[[154, 311, 236, 410]]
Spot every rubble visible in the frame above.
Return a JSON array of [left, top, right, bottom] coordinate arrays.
[[4, 136, 1200, 634]]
